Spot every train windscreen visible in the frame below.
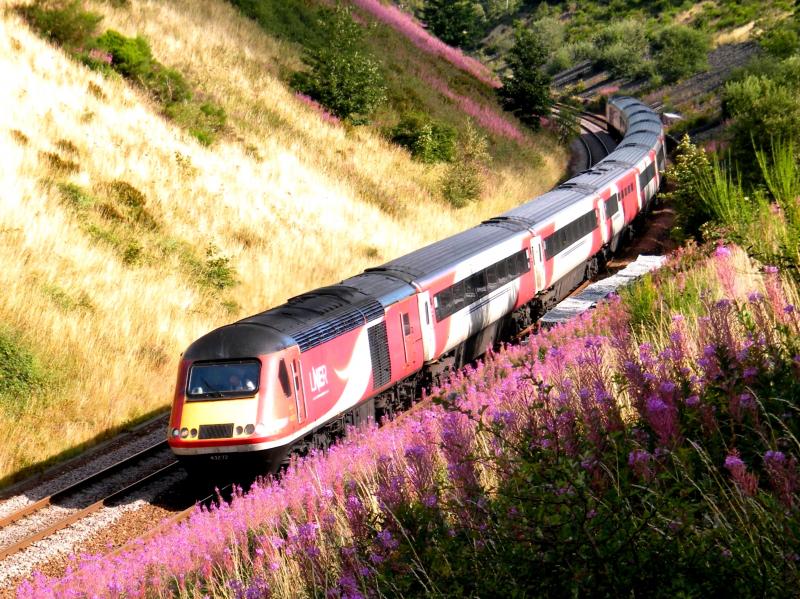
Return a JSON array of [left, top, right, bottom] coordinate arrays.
[[186, 360, 260, 400]]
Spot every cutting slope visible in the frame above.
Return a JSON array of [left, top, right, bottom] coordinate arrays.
[[0, 0, 565, 480]]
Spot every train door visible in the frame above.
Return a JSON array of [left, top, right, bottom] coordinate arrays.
[[289, 358, 307, 424], [597, 195, 608, 245], [416, 291, 436, 362], [530, 236, 546, 293], [398, 310, 423, 369]]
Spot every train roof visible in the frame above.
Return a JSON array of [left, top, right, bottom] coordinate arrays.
[[187, 283, 397, 358], [603, 145, 650, 166], [498, 187, 592, 228], [608, 96, 641, 110], [626, 120, 663, 135], [618, 131, 661, 149], [367, 221, 527, 282], [565, 162, 631, 190]]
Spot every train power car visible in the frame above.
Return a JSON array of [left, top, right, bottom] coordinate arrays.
[[168, 96, 666, 472]]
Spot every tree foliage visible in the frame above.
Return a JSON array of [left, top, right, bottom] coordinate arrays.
[[723, 62, 800, 170], [663, 135, 713, 238], [390, 113, 456, 163], [290, 6, 386, 122], [497, 26, 552, 130], [422, 0, 486, 49], [651, 25, 710, 84], [441, 121, 488, 207]]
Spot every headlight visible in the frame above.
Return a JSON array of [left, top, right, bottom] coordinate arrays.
[[236, 426, 243, 435], [171, 428, 180, 438], [255, 423, 266, 436], [180, 428, 189, 439], [245, 423, 256, 435], [190, 428, 197, 438]]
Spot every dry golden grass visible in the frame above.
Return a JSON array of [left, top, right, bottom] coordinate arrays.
[[0, 0, 565, 480], [713, 21, 756, 46]]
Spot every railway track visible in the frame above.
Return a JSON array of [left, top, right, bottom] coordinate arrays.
[[0, 441, 177, 563], [553, 105, 616, 169]]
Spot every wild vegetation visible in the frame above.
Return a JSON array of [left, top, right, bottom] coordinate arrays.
[[18, 246, 800, 597], [8, 0, 800, 596], [0, 0, 564, 481]]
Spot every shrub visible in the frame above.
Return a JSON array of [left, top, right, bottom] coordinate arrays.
[[759, 22, 800, 59], [591, 19, 652, 78], [650, 24, 710, 84], [196, 245, 238, 291], [723, 71, 800, 169], [104, 180, 159, 230], [441, 121, 488, 207], [17, 0, 102, 49], [93, 30, 192, 104], [57, 182, 95, 210], [389, 113, 456, 163], [663, 135, 714, 237], [290, 6, 386, 121], [0, 330, 46, 410], [39, 150, 79, 174]]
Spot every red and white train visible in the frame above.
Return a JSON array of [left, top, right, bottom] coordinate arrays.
[[168, 96, 666, 471]]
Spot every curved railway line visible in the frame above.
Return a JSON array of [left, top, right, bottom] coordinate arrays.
[[1, 102, 667, 591]]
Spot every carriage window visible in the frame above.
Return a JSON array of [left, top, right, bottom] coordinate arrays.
[[432, 249, 529, 322], [187, 360, 260, 400], [451, 281, 466, 309], [606, 194, 619, 216]]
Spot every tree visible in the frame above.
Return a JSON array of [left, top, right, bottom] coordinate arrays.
[[422, 0, 486, 49], [441, 121, 489, 207], [497, 26, 552, 130], [651, 25, 710, 84], [290, 6, 386, 121]]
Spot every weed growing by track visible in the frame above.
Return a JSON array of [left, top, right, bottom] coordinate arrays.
[[18, 247, 800, 597]]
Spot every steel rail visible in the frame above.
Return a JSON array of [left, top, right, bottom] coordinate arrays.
[[0, 460, 180, 561], [0, 440, 169, 529]]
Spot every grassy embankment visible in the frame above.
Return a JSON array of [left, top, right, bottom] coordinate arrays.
[[0, 0, 565, 482]]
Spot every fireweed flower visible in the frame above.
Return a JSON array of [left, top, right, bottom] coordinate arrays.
[[725, 453, 759, 496], [628, 449, 654, 481], [763, 450, 799, 508]]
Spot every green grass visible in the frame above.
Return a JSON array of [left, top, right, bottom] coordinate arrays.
[[57, 182, 240, 296], [0, 329, 49, 417]]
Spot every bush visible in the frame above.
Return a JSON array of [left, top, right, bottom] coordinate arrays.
[[723, 71, 800, 169], [93, 30, 192, 104], [104, 180, 159, 230], [441, 121, 488, 207], [663, 135, 714, 237], [196, 245, 238, 291], [18, 0, 102, 49], [591, 19, 652, 78], [0, 330, 46, 410], [759, 23, 800, 59], [290, 6, 386, 122], [389, 113, 456, 163], [650, 24, 710, 84]]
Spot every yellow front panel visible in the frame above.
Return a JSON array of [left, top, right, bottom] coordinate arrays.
[[179, 396, 258, 432]]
